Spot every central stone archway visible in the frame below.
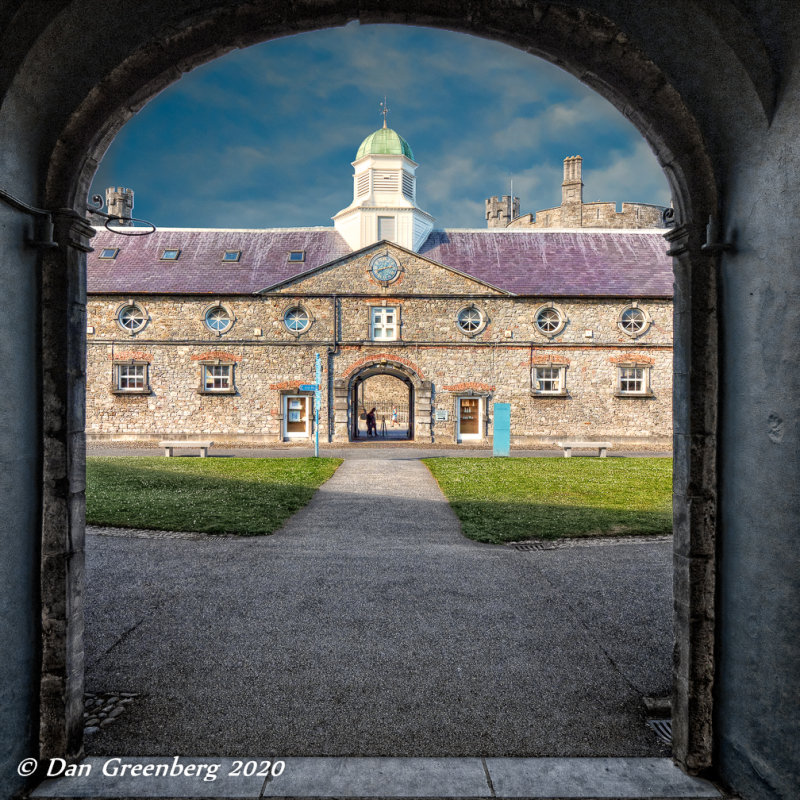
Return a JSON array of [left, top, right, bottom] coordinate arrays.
[[334, 356, 433, 442]]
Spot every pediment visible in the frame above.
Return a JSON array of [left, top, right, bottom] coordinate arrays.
[[256, 241, 508, 295]]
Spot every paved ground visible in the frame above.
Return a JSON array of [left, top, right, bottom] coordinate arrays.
[[87, 442, 672, 459], [83, 456, 672, 759]]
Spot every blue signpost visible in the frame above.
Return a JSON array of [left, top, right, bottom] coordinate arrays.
[[493, 402, 511, 457], [314, 353, 322, 457]]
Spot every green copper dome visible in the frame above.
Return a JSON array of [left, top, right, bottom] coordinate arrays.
[[356, 127, 414, 161]]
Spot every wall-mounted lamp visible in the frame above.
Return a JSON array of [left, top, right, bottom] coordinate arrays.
[[701, 215, 734, 253], [0, 187, 57, 248]]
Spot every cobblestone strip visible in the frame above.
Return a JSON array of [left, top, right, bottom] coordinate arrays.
[[83, 691, 139, 735], [87, 525, 235, 540]]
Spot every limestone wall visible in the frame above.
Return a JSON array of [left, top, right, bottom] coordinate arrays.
[[86, 293, 672, 445], [509, 202, 666, 230]]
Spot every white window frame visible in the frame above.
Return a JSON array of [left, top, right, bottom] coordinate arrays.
[[199, 363, 234, 394], [283, 394, 312, 440], [533, 303, 567, 338], [617, 303, 652, 338], [615, 364, 652, 396], [283, 305, 312, 336], [370, 306, 399, 341], [456, 395, 484, 442], [203, 303, 235, 335], [456, 305, 487, 337], [377, 215, 396, 242], [115, 301, 148, 335], [533, 364, 567, 396], [112, 362, 149, 394]]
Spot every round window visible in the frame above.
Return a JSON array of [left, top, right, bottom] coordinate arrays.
[[204, 305, 233, 333], [117, 304, 147, 333], [618, 305, 650, 337], [535, 306, 565, 336], [283, 306, 310, 333], [457, 307, 483, 334]]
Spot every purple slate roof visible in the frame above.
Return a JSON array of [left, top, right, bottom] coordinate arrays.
[[419, 230, 673, 296], [88, 228, 351, 295], [88, 227, 672, 297]]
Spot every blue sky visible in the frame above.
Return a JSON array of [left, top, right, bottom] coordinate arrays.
[[91, 22, 670, 230]]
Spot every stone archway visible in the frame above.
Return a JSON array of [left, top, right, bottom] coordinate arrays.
[[5, 5, 798, 800], [334, 357, 432, 443]]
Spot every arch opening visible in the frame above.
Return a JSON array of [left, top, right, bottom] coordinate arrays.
[[0, 5, 727, 793]]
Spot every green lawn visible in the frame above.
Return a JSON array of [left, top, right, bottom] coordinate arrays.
[[423, 457, 672, 544], [86, 457, 342, 535]]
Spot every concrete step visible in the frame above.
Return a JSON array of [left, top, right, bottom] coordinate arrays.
[[30, 756, 726, 798]]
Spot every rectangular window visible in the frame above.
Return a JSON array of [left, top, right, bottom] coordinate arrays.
[[377, 216, 396, 242], [113, 363, 148, 393], [534, 366, 564, 394], [357, 173, 370, 196], [160, 248, 180, 261], [371, 306, 398, 340], [287, 250, 305, 262], [203, 364, 232, 392], [618, 366, 646, 394], [222, 250, 241, 262], [99, 248, 119, 259]]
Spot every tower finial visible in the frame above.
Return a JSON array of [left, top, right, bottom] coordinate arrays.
[[380, 97, 389, 129]]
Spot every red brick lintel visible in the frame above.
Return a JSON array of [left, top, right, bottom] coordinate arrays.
[[110, 350, 153, 362], [269, 380, 306, 390], [190, 351, 242, 362], [609, 353, 655, 364], [441, 382, 496, 392]]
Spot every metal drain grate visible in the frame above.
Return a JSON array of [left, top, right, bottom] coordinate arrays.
[[512, 541, 563, 551], [646, 718, 673, 745], [511, 534, 671, 552]]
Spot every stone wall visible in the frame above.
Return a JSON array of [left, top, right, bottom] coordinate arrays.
[[86, 294, 672, 445], [509, 201, 666, 229]]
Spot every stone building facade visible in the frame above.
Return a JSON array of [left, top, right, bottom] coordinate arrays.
[[486, 155, 667, 229], [86, 129, 672, 446]]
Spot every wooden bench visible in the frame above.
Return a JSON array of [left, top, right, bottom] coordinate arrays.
[[158, 440, 214, 458], [556, 441, 613, 458]]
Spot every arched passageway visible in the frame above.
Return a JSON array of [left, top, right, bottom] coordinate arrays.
[[1, 4, 798, 800], [351, 371, 414, 441]]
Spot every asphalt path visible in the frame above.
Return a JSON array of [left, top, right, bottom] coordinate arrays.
[[83, 457, 672, 758]]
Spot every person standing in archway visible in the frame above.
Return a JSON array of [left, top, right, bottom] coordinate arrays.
[[366, 407, 377, 437]]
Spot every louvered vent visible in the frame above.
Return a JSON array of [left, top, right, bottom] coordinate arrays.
[[373, 171, 399, 191], [402, 173, 414, 200], [357, 173, 370, 196]]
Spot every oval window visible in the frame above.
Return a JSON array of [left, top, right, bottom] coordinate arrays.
[[204, 305, 233, 333], [117, 304, 147, 333], [535, 306, 563, 335], [283, 306, 310, 333], [457, 307, 483, 334], [619, 306, 647, 335]]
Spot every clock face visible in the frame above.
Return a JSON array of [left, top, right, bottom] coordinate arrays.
[[370, 253, 400, 283]]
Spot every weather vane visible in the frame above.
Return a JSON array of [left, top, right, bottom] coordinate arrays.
[[380, 97, 389, 128]]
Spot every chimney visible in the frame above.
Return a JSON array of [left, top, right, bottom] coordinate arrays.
[[485, 195, 520, 228], [561, 156, 583, 205], [105, 187, 134, 226]]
